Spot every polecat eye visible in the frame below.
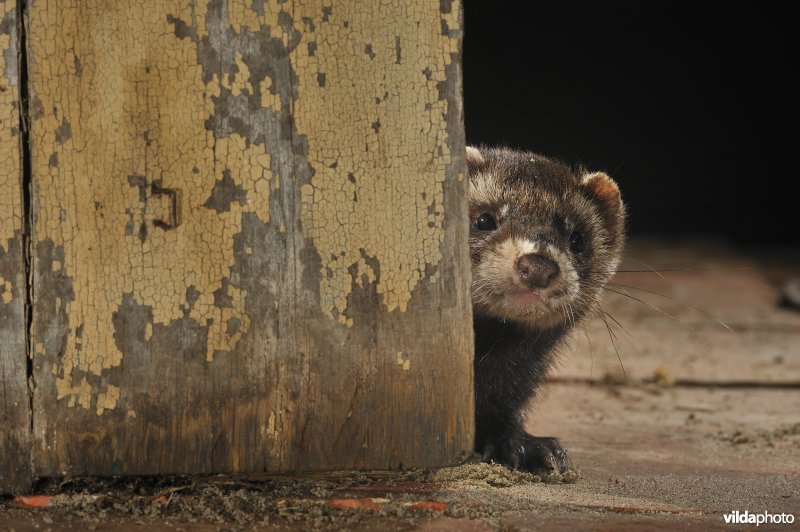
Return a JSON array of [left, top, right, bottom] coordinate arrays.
[[569, 231, 585, 253], [474, 213, 498, 231]]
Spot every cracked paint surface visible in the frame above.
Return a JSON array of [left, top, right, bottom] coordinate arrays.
[[1, 0, 32, 492], [24, 0, 472, 476], [29, 0, 461, 409], [1, 0, 21, 249], [28, 1, 282, 413], [295, 2, 461, 324]]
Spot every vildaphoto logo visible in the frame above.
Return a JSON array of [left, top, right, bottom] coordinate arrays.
[[723, 510, 795, 526]]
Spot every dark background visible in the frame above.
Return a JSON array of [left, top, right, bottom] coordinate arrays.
[[462, 3, 797, 245]]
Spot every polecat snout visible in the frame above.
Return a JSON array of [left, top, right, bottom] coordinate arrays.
[[467, 146, 625, 472]]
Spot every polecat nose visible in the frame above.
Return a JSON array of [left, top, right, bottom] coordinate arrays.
[[516, 254, 560, 289]]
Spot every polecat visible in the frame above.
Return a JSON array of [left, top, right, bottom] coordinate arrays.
[[467, 146, 625, 472]]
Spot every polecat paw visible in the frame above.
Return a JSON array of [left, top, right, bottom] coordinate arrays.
[[482, 433, 570, 473]]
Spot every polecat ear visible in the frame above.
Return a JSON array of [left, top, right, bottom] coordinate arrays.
[[466, 146, 485, 167], [581, 171, 624, 229]]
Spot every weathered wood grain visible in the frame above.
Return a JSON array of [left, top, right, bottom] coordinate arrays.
[[0, 0, 32, 493], [27, 0, 472, 476]]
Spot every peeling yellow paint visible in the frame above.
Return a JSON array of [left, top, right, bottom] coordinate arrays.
[[29, 1, 281, 410], [223, 53, 252, 97], [396, 351, 411, 371], [96, 385, 121, 415], [227, 0, 285, 36], [56, 376, 92, 410], [0, 276, 11, 304], [294, 1, 457, 323], [0, 0, 22, 249], [28, 0, 463, 419], [259, 75, 282, 111], [265, 410, 277, 437]]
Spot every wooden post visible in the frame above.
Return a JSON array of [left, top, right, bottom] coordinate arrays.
[[23, 0, 472, 477], [0, 0, 32, 493]]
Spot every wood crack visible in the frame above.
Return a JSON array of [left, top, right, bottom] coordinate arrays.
[[16, 0, 34, 441]]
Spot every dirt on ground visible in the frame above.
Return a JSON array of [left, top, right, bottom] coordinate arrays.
[[1, 462, 582, 530]]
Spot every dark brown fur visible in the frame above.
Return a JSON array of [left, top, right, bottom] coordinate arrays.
[[468, 146, 625, 471]]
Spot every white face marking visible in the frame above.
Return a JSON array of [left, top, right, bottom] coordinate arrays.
[[469, 172, 503, 208], [472, 236, 581, 329], [466, 146, 485, 165], [514, 237, 538, 257], [499, 204, 510, 221]]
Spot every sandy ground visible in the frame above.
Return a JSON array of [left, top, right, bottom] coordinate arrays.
[[1, 237, 798, 530]]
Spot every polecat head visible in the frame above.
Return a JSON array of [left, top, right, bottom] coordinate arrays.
[[467, 146, 625, 329]]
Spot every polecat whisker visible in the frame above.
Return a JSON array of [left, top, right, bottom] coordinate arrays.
[[478, 320, 508, 363], [598, 310, 628, 379], [602, 308, 645, 357], [602, 286, 682, 324], [593, 267, 753, 274], [625, 258, 665, 279], [580, 323, 595, 379], [608, 282, 735, 333]]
